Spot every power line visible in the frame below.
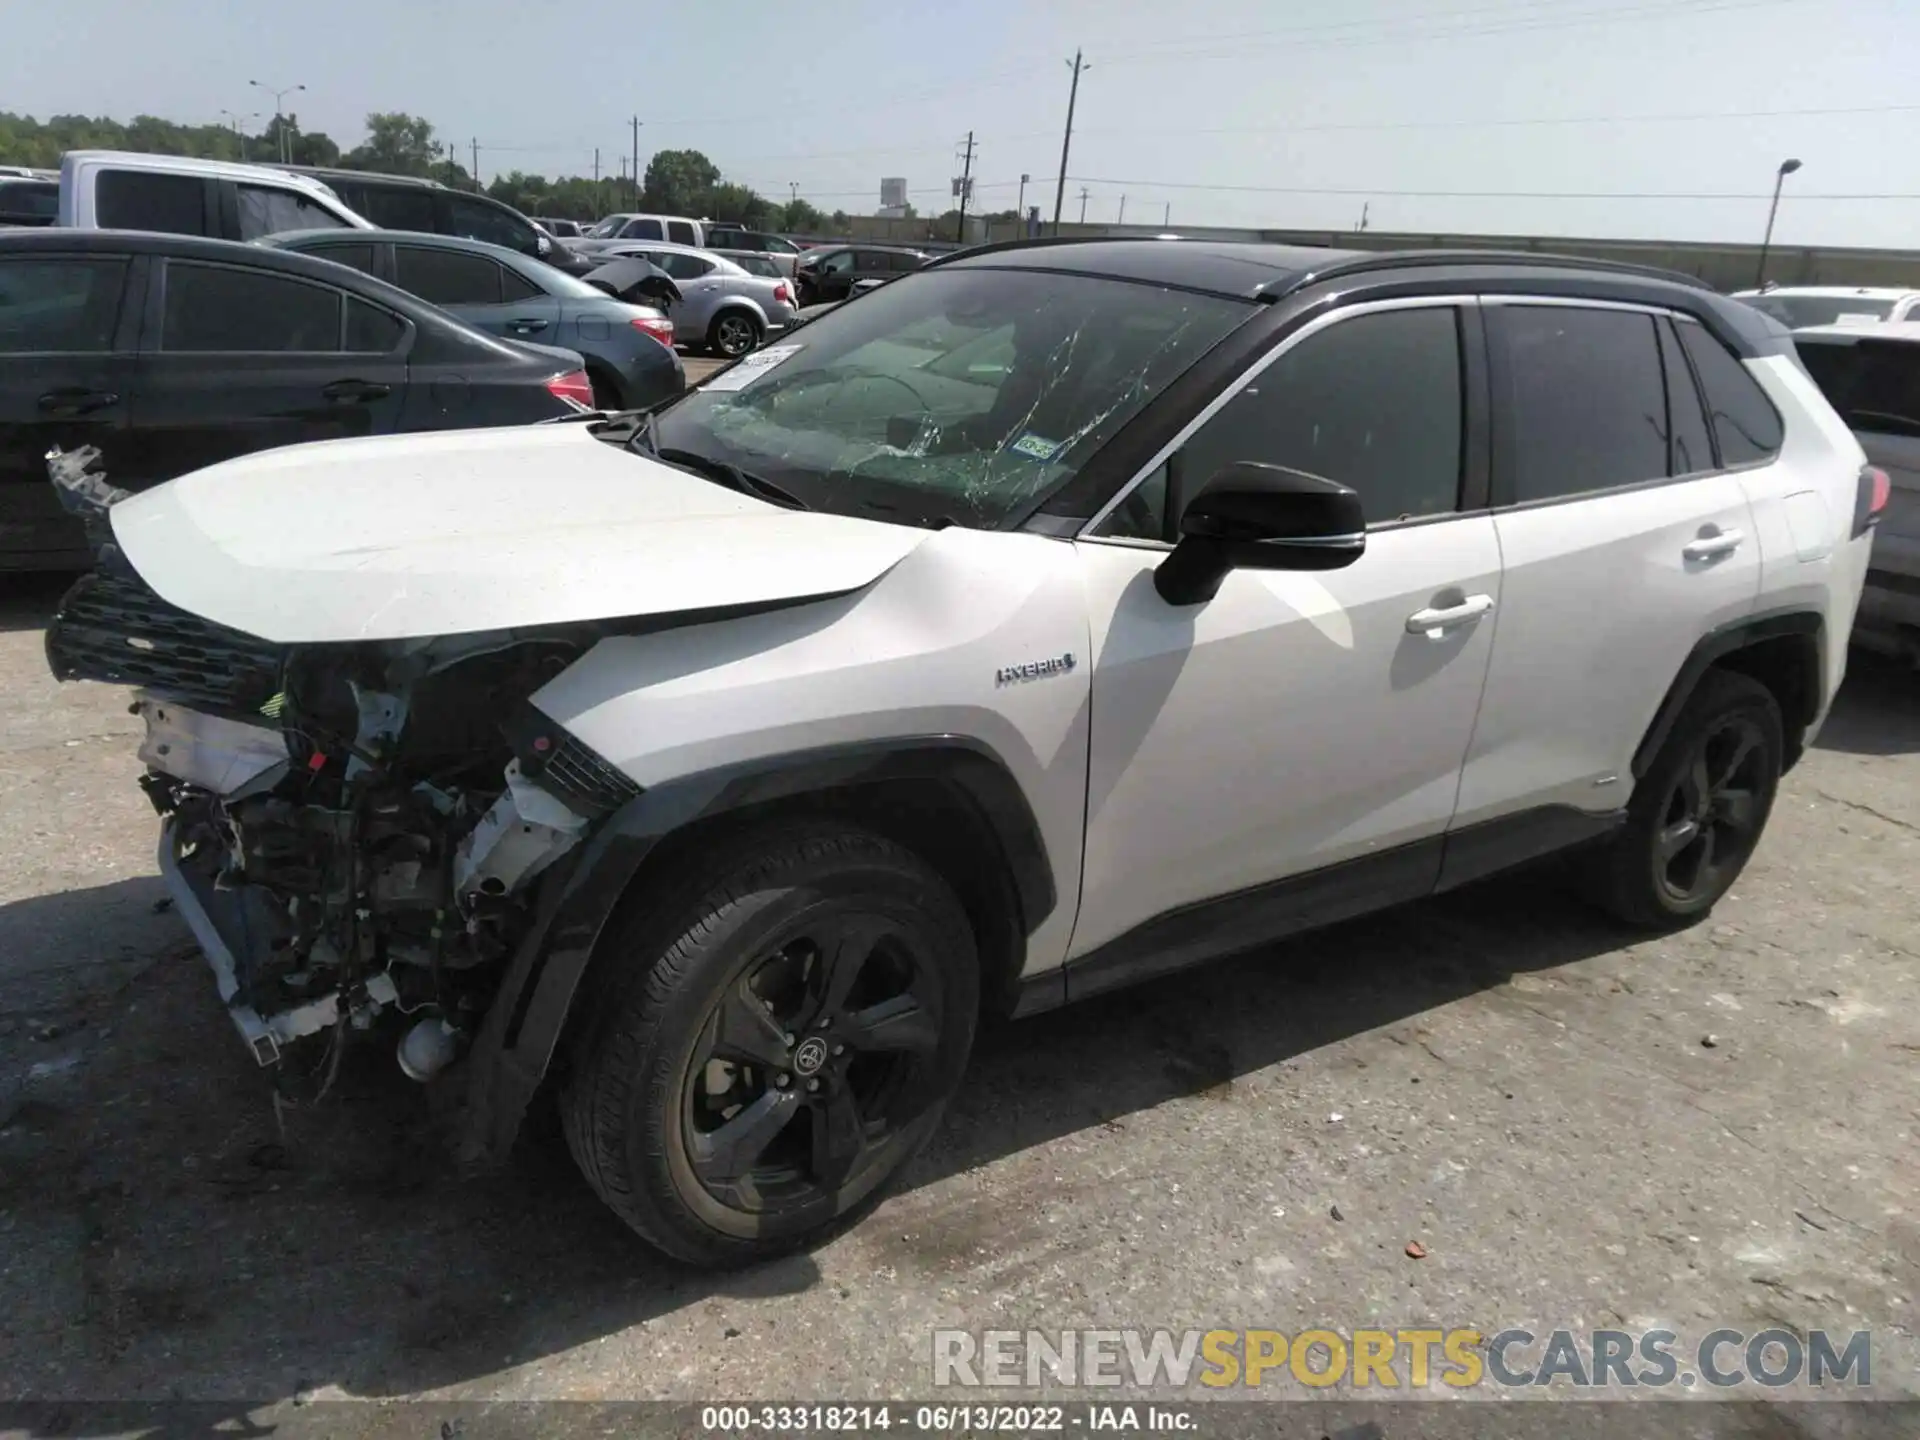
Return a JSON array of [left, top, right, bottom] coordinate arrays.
[[1092, 0, 1720, 54]]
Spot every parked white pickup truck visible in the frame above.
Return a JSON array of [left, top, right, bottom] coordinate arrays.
[[57, 150, 371, 241]]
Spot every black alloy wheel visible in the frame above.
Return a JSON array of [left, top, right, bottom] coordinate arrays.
[[561, 821, 978, 1266], [1653, 712, 1769, 906]]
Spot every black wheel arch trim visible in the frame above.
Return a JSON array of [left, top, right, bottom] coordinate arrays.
[[1631, 608, 1825, 781], [457, 733, 1054, 1164]]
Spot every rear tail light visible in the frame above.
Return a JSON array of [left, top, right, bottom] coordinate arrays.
[[630, 314, 676, 348], [774, 281, 793, 305], [545, 369, 595, 409], [1853, 464, 1891, 538]]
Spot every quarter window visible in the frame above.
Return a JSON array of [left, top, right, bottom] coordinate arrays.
[[1675, 318, 1785, 464], [499, 265, 543, 303], [161, 263, 343, 352], [0, 258, 129, 354], [345, 299, 405, 353], [1500, 306, 1669, 502]]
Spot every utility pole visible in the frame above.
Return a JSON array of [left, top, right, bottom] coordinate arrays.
[[1051, 49, 1088, 235], [1077, 186, 1090, 224], [953, 131, 976, 243], [1356, 200, 1370, 232], [1117, 194, 1126, 225], [630, 115, 642, 211], [1163, 202, 1171, 227], [1016, 173, 1029, 225], [592, 147, 599, 183], [471, 137, 480, 191]]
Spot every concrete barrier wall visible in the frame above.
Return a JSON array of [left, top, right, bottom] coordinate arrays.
[[822, 215, 1920, 293]]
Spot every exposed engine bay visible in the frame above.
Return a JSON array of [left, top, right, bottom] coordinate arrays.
[[45, 492, 642, 1089]]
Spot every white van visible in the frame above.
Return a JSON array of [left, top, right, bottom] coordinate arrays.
[[57, 150, 373, 240]]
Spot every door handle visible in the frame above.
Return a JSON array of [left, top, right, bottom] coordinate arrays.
[[1406, 593, 1495, 638], [322, 379, 392, 403], [37, 389, 119, 416], [1683, 528, 1744, 562], [509, 318, 550, 333]]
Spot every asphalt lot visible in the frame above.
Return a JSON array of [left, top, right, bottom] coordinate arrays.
[[1, 566, 1916, 1419]]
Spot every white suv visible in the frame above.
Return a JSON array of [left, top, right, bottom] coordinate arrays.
[[46, 239, 1882, 1267]]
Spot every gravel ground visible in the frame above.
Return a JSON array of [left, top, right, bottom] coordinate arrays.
[[0, 569, 1915, 1428]]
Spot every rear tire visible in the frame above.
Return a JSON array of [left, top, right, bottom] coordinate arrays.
[[586, 367, 622, 410], [708, 310, 761, 359], [559, 820, 978, 1267], [1584, 669, 1782, 929]]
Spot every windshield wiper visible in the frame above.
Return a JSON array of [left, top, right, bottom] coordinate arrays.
[[653, 446, 809, 510]]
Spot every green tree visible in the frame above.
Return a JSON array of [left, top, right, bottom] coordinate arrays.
[[642, 148, 720, 214], [343, 112, 445, 177], [708, 181, 771, 228], [782, 197, 826, 232]]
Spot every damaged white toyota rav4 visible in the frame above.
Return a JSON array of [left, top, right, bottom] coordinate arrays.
[[47, 239, 1880, 1266]]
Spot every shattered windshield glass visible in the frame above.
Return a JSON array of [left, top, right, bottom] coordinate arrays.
[[645, 268, 1253, 528]]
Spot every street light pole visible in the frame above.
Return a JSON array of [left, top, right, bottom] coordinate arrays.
[[248, 80, 305, 163], [1756, 157, 1802, 288]]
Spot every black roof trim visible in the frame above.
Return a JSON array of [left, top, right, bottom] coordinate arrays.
[[1280, 247, 1714, 296]]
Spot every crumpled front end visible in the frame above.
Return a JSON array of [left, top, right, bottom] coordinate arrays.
[[46, 547, 638, 1083]]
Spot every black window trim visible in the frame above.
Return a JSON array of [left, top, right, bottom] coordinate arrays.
[[1080, 294, 1490, 544], [146, 256, 363, 354], [1483, 296, 1784, 513]]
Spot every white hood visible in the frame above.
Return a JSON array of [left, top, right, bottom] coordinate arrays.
[[108, 425, 930, 643]]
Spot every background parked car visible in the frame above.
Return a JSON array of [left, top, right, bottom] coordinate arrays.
[[714, 251, 789, 280], [792, 243, 929, 304], [0, 178, 59, 227], [274, 166, 596, 277], [1792, 319, 1920, 660], [0, 228, 593, 570], [1733, 285, 1920, 329], [703, 225, 802, 276], [58, 151, 372, 240], [583, 213, 704, 246], [265, 229, 683, 409], [535, 217, 583, 239], [595, 240, 796, 357]]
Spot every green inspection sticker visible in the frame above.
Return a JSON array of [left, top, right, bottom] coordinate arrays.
[[1008, 432, 1063, 461]]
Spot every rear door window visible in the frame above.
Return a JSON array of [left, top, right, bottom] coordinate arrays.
[[1674, 318, 1785, 464], [161, 262, 344, 352], [0, 257, 130, 353], [622, 218, 664, 240], [95, 170, 210, 235], [235, 184, 349, 239], [666, 220, 698, 245], [659, 253, 715, 281], [394, 246, 503, 305], [1498, 306, 1671, 502]]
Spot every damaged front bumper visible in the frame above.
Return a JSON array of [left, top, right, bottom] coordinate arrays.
[[156, 819, 399, 1066]]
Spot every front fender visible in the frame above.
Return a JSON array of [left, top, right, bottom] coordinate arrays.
[[456, 735, 1055, 1165]]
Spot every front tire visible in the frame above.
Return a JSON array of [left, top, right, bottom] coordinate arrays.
[[560, 821, 979, 1267], [1586, 669, 1782, 929]]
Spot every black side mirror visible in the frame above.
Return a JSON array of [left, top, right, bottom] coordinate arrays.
[[1153, 461, 1366, 606]]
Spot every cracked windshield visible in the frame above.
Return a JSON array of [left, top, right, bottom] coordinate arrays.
[[647, 269, 1248, 526]]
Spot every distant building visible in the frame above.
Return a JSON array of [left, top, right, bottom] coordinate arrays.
[[879, 177, 908, 213]]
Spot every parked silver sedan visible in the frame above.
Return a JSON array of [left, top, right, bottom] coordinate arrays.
[[594, 240, 797, 357]]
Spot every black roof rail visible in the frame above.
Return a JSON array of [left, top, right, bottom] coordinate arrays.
[[1282, 247, 1715, 295]]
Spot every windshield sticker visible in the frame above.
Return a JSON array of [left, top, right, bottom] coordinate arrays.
[[1007, 432, 1063, 462], [702, 343, 804, 392]]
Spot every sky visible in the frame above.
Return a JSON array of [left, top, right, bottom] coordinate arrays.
[[7, 0, 1918, 248]]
